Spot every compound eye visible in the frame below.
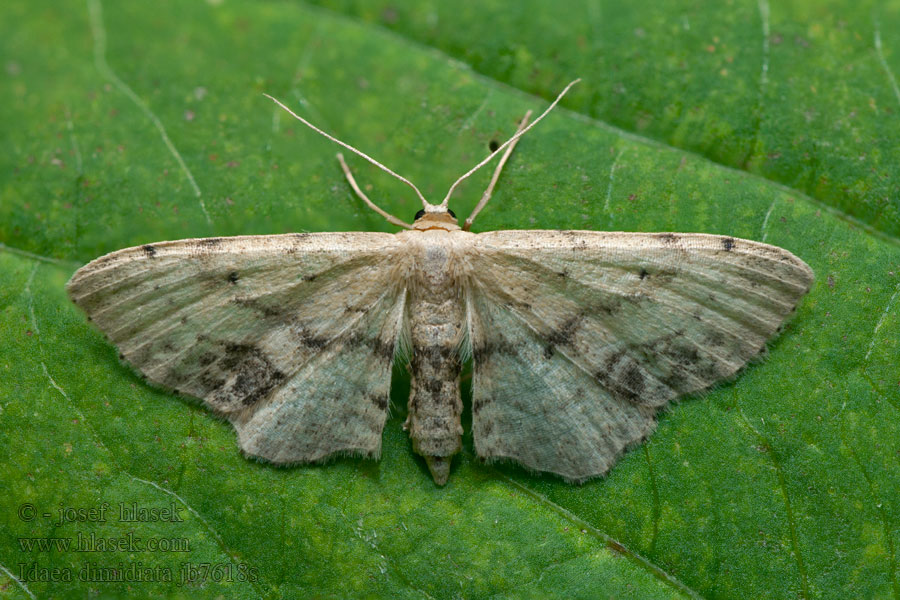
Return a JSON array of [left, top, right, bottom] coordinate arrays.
[[447, 209, 457, 218], [414, 209, 426, 220]]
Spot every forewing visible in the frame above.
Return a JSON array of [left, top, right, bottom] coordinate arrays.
[[68, 232, 407, 462], [231, 281, 405, 462], [465, 230, 813, 481]]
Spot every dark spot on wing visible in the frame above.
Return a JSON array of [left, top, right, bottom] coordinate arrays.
[[668, 338, 700, 364], [639, 268, 649, 280], [232, 296, 280, 318], [705, 330, 727, 347], [200, 238, 222, 248], [594, 351, 643, 403], [343, 303, 368, 315], [216, 342, 286, 406], [472, 339, 520, 362], [198, 370, 225, 392], [722, 237, 735, 251], [342, 331, 395, 362], [597, 298, 623, 316], [227, 271, 239, 284], [370, 337, 396, 361], [293, 325, 330, 350], [639, 329, 739, 394], [655, 233, 678, 245], [142, 245, 157, 258], [622, 362, 645, 396], [198, 351, 217, 367], [368, 393, 388, 411], [546, 314, 582, 348], [472, 397, 490, 415], [302, 273, 317, 282]]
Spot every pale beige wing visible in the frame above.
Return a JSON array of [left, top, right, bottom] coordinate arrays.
[[67, 232, 407, 462], [465, 230, 813, 482]]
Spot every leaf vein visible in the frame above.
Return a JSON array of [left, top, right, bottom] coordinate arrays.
[[737, 409, 810, 599], [26, 262, 266, 597], [86, 0, 211, 226], [497, 472, 707, 599], [0, 562, 37, 600]]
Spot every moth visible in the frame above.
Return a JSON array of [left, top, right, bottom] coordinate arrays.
[[67, 81, 813, 485]]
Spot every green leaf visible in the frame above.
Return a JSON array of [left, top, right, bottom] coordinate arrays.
[[1, 1, 898, 599], [308, 0, 900, 239]]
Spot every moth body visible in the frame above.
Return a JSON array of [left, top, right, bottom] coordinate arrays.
[[400, 227, 472, 484]]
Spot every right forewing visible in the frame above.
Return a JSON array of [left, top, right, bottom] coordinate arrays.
[[464, 230, 813, 481]]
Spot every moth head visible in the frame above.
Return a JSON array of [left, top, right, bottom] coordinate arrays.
[[412, 207, 460, 231]]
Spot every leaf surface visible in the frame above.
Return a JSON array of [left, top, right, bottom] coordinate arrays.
[[1, 1, 898, 598]]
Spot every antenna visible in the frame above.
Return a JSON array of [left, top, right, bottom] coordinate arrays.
[[265, 93, 431, 210], [336, 153, 413, 229], [439, 78, 581, 208], [463, 110, 532, 231]]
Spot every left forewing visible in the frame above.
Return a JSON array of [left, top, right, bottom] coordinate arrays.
[[464, 230, 813, 481], [67, 232, 407, 463]]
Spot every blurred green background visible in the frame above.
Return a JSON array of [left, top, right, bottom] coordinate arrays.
[[1, 1, 899, 598]]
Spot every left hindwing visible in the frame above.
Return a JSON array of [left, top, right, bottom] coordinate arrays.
[[464, 230, 813, 481]]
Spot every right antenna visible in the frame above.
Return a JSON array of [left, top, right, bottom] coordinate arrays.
[[440, 78, 581, 210]]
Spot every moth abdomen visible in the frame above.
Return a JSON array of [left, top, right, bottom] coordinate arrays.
[[403, 237, 467, 485]]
